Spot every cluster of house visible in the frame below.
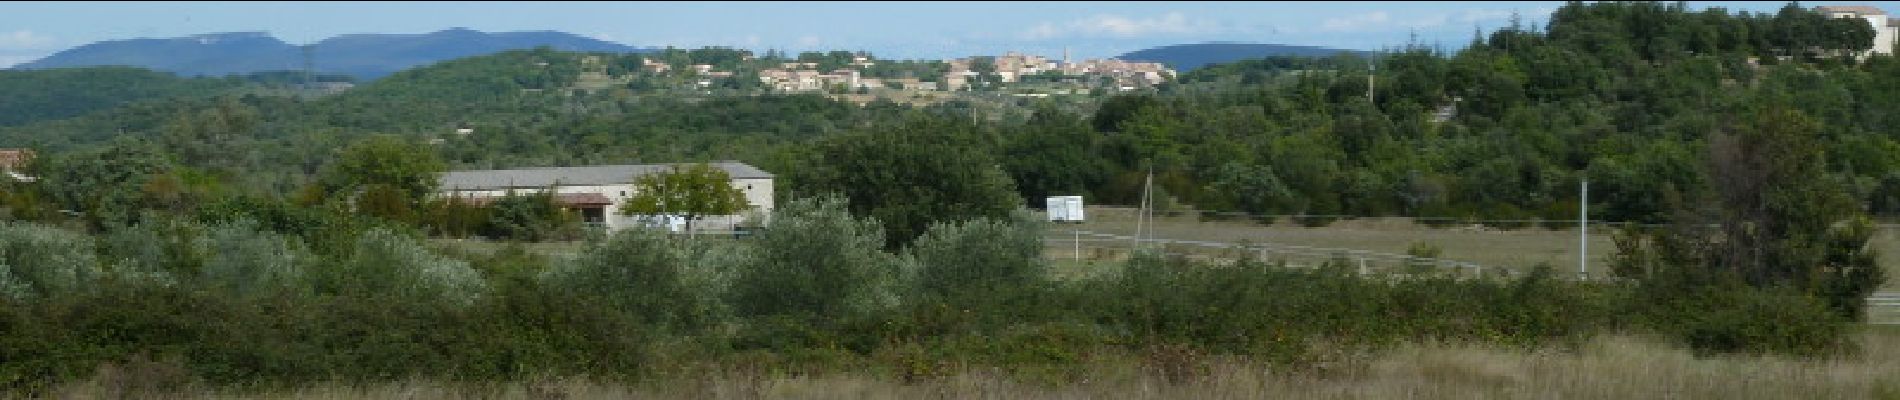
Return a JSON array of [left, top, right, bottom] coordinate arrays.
[[748, 51, 1174, 93], [1818, 5, 1900, 56], [942, 51, 1173, 89], [757, 61, 875, 92]]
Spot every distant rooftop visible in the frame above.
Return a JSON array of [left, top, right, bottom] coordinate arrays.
[[1818, 5, 1887, 15], [441, 161, 771, 190], [0, 149, 34, 171]]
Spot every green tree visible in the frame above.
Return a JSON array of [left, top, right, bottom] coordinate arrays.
[[787, 117, 1022, 249], [1703, 106, 1882, 319], [481, 189, 582, 242], [1618, 106, 1883, 323], [317, 135, 445, 215], [33, 138, 173, 229], [1003, 107, 1110, 205], [619, 163, 752, 235]]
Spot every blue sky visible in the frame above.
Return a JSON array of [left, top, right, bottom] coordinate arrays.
[[3, 1, 1898, 67]]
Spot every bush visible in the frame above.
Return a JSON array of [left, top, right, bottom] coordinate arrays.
[[199, 219, 310, 298], [1537, 200, 1580, 230], [1479, 203, 1534, 230], [1294, 214, 1338, 227], [196, 195, 391, 256], [479, 190, 583, 242], [1638, 284, 1849, 357], [96, 217, 199, 285], [0, 222, 109, 300], [317, 228, 486, 306], [909, 212, 1048, 312], [728, 195, 904, 323], [541, 227, 724, 331]]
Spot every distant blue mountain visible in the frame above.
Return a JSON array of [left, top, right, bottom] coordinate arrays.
[[15, 28, 653, 80], [1118, 42, 1365, 71]]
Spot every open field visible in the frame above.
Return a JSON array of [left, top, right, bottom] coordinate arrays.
[[1046, 206, 1900, 290], [57, 329, 1900, 400]]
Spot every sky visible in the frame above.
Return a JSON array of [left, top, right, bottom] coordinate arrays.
[[3, 1, 1899, 68]]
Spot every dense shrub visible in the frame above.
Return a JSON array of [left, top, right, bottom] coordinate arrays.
[[541, 227, 725, 331], [728, 195, 904, 323], [1085, 253, 1611, 365], [316, 228, 485, 305], [909, 212, 1048, 311], [0, 196, 1864, 390], [1634, 282, 1849, 357], [198, 219, 309, 297], [0, 222, 109, 299], [478, 190, 583, 242]]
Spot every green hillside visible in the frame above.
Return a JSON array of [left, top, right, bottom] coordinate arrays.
[[3, 2, 1897, 227], [0, 67, 242, 127]]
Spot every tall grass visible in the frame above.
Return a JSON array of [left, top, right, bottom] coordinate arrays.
[[57, 330, 1898, 400], [0, 198, 1882, 397]]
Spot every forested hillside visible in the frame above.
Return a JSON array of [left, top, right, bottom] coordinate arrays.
[[1075, 1, 1899, 226], [0, 67, 243, 126], [2, 1, 1896, 227]]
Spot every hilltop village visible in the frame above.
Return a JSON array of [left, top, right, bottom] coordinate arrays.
[[559, 48, 1175, 104]]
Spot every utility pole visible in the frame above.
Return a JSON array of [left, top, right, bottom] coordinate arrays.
[[1132, 164, 1153, 252], [1143, 165, 1154, 247], [301, 43, 315, 89], [1579, 178, 1588, 280], [1367, 63, 1376, 103]]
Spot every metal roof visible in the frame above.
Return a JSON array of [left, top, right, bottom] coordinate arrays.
[[441, 162, 772, 191], [1818, 5, 1887, 15], [447, 192, 614, 207]]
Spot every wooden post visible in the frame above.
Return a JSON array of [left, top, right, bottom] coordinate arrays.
[[1074, 230, 1082, 261]]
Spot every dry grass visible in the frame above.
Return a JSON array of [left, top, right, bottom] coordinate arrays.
[[1050, 207, 1900, 289], [54, 329, 1900, 400]]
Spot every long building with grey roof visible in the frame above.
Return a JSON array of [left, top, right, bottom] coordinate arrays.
[[438, 161, 774, 232]]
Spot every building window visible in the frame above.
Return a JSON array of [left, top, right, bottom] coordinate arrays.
[[746, 185, 753, 190], [620, 191, 627, 197]]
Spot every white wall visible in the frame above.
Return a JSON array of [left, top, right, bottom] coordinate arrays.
[[441, 177, 774, 232]]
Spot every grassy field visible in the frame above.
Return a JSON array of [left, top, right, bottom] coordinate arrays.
[[57, 329, 1900, 399], [1046, 207, 1900, 289]]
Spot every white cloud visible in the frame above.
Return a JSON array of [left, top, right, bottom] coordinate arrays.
[[1405, 15, 1451, 29], [0, 30, 56, 50], [1320, 8, 1533, 33], [0, 55, 35, 68], [1458, 9, 1517, 24], [1322, 11, 1391, 32], [1018, 12, 1219, 40], [796, 36, 820, 47], [744, 34, 761, 46]]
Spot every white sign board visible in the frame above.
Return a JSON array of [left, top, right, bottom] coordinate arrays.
[[633, 214, 688, 232], [1046, 196, 1085, 223]]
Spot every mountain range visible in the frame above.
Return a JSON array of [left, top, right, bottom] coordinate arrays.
[[1116, 42, 1365, 71], [12, 28, 652, 80], [12, 29, 1360, 80]]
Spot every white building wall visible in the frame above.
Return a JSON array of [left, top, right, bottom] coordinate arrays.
[[1879, 23, 1898, 56], [1827, 10, 1899, 56], [440, 178, 774, 232]]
